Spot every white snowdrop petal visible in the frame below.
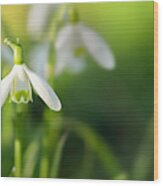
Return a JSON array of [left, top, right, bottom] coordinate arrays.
[[14, 65, 28, 81], [1, 44, 13, 65], [27, 4, 58, 37], [11, 65, 33, 104], [55, 50, 68, 76], [67, 56, 86, 73], [29, 42, 49, 78], [55, 49, 86, 76], [27, 4, 49, 37], [79, 24, 115, 70], [55, 46, 76, 76], [1, 68, 15, 106], [55, 24, 84, 75], [55, 25, 74, 49], [55, 25, 74, 75], [56, 24, 82, 49], [23, 65, 61, 111]]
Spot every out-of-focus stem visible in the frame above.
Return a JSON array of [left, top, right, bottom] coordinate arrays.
[[50, 132, 68, 178], [39, 135, 49, 178], [64, 117, 128, 180]]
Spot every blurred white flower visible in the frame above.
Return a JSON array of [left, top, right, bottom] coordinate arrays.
[[55, 22, 115, 76], [27, 4, 58, 38], [1, 44, 13, 65], [29, 41, 50, 78]]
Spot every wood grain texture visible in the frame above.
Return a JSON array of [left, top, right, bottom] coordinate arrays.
[[154, 1, 158, 181]]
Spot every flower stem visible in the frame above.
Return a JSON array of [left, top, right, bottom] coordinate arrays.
[[50, 132, 68, 178], [64, 117, 128, 180], [14, 133, 22, 177], [13, 105, 23, 177], [4, 38, 23, 65], [39, 137, 49, 178]]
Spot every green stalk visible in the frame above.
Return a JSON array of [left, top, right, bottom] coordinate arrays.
[[23, 131, 41, 177], [50, 132, 68, 178], [80, 143, 93, 178], [13, 106, 23, 177], [131, 119, 154, 180], [39, 130, 49, 178], [14, 134, 21, 176], [64, 118, 128, 180]]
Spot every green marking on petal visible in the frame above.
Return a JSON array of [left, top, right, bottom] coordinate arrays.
[[74, 47, 84, 57], [11, 72, 33, 104], [11, 90, 32, 104], [15, 90, 29, 102], [68, 7, 79, 24]]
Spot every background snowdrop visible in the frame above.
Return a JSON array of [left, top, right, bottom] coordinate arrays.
[[26, 4, 68, 79], [28, 41, 50, 78], [27, 4, 59, 39], [1, 44, 13, 65], [27, 5, 115, 77], [55, 8, 115, 76]]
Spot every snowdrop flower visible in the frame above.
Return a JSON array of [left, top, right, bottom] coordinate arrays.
[[1, 38, 61, 111], [27, 4, 67, 78], [55, 9, 115, 76], [27, 4, 59, 39]]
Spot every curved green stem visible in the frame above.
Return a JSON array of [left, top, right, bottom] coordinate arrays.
[[64, 117, 128, 180], [131, 119, 154, 180], [4, 38, 23, 65], [50, 132, 68, 178], [39, 131, 49, 178]]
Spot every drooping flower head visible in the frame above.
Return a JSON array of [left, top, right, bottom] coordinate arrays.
[[1, 38, 61, 111], [27, 4, 59, 39], [55, 7, 115, 76]]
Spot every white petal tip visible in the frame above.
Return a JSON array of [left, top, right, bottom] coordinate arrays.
[[51, 102, 62, 112], [97, 57, 116, 71], [23, 64, 62, 112], [105, 60, 116, 70]]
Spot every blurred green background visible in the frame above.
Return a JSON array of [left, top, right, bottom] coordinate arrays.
[[1, 1, 154, 180]]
